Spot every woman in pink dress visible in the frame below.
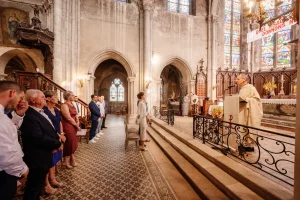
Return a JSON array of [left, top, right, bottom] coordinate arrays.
[[61, 91, 81, 168]]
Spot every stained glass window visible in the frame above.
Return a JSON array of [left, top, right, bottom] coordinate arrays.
[[167, 0, 190, 15], [261, 0, 293, 70], [115, 0, 126, 2], [223, 0, 241, 69], [110, 79, 125, 102]]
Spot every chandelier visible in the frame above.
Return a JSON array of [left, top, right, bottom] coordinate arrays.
[[243, 0, 299, 29]]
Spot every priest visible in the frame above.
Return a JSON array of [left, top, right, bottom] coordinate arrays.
[[236, 74, 263, 151]]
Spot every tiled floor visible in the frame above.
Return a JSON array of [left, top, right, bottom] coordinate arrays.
[[16, 115, 185, 200]]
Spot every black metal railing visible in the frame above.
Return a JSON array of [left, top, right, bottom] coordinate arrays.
[[193, 115, 295, 186], [153, 106, 175, 126]]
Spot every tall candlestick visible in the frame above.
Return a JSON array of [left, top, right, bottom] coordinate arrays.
[[281, 75, 284, 82], [272, 77, 274, 83]]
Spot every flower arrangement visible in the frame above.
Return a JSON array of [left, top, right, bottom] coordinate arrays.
[[212, 107, 223, 119], [263, 81, 277, 95]]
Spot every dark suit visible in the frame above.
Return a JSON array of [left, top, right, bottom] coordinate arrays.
[[101, 100, 108, 128], [89, 101, 100, 140], [20, 107, 61, 200]]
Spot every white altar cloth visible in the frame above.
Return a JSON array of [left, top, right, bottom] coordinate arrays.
[[261, 99, 296, 105]]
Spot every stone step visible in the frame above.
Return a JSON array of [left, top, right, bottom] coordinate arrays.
[[151, 118, 293, 200], [148, 124, 263, 200], [147, 127, 229, 200], [261, 117, 296, 132]]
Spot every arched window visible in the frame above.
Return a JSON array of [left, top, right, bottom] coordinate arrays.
[[110, 78, 125, 102], [167, 0, 190, 15], [224, 0, 241, 69], [261, 0, 293, 70]]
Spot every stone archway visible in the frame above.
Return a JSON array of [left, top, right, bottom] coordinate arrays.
[[0, 47, 44, 79], [150, 57, 194, 114], [87, 50, 136, 114]]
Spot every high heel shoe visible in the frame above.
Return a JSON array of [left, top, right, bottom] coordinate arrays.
[[62, 163, 73, 169], [70, 162, 78, 167]]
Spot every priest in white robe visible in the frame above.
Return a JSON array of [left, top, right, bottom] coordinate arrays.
[[236, 74, 263, 150], [236, 74, 263, 128]]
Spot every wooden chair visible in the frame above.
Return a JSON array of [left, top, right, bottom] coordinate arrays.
[[124, 118, 139, 150], [77, 116, 91, 143]]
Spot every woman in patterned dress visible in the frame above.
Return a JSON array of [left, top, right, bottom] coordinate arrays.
[[61, 91, 81, 168]]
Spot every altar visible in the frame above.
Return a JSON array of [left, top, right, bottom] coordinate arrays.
[[261, 98, 296, 117]]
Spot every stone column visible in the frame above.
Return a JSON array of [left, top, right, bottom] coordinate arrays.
[[250, 22, 261, 76], [294, 4, 300, 199], [53, 0, 63, 86], [151, 79, 161, 114], [207, 15, 218, 100], [127, 77, 136, 114]]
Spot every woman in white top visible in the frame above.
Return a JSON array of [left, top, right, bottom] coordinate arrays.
[[137, 92, 150, 151]]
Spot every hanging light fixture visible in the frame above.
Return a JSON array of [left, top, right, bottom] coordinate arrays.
[[243, 0, 299, 29]]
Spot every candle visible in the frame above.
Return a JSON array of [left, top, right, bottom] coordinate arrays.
[[272, 77, 274, 83], [281, 75, 284, 82]]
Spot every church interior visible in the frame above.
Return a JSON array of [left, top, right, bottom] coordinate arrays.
[[0, 0, 300, 199]]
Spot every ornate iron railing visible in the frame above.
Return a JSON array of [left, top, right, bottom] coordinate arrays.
[[153, 106, 175, 126], [193, 115, 295, 186]]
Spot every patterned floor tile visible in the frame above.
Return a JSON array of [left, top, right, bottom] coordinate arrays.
[[15, 115, 177, 200]]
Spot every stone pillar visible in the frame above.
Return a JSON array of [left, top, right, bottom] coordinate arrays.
[[143, 0, 153, 113], [53, 0, 63, 86], [151, 79, 161, 114], [294, 4, 300, 199], [207, 15, 218, 100], [127, 77, 136, 114], [143, 0, 153, 88]]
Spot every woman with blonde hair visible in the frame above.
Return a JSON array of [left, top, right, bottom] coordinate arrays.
[[43, 90, 66, 194], [61, 91, 80, 168]]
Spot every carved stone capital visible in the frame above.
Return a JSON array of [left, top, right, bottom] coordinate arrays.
[[143, 0, 154, 11], [127, 77, 135, 83], [135, 0, 144, 13]]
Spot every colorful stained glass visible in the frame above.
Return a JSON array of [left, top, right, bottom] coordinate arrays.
[[225, 0, 232, 11], [118, 85, 124, 102], [233, 12, 240, 25], [233, 2, 241, 13], [224, 11, 232, 23], [232, 54, 240, 65], [232, 35, 240, 46], [232, 25, 240, 35], [224, 34, 231, 45], [224, 53, 231, 65], [262, 34, 274, 46], [116, 0, 126, 2], [168, 1, 178, 12], [224, 24, 231, 33], [223, 0, 241, 68], [179, 5, 189, 14], [224, 46, 231, 53], [232, 46, 240, 54], [262, 46, 274, 67], [180, 0, 189, 5], [277, 45, 291, 66], [110, 84, 117, 102], [277, 29, 291, 44], [263, 0, 275, 10]]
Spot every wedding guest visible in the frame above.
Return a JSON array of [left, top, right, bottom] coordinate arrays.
[[0, 81, 29, 200], [72, 96, 81, 116], [21, 89, 62, 200], [43, 91, 66, 194], [137, 92, 150, 151], [101, 96, 108, 129], [61, 91, 80, 168], [88, 95, 100, 144]]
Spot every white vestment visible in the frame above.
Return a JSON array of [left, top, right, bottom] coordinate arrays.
[[239, 84, 263, 128], [137, 101, 148, 141], [182, 96, 190, 116]]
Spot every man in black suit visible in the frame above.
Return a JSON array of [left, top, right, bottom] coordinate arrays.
[[20, 89, 63, 200], [88, 94, 100, 144]]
